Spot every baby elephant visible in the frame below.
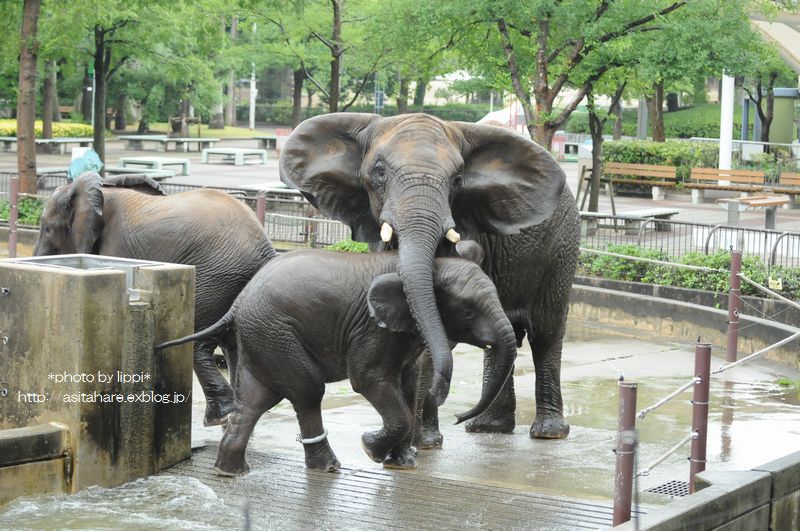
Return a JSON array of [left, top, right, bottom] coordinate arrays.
[[158, 247, 517, 475]]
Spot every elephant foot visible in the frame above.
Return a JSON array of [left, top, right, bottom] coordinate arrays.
[[419, 423, 443, 450], [383, 445, 417, 469], [303, 442, 341, 472], [530, 413, 570, 439], [464, 411, 515, 434], [204, 399, 235, 427], [361, 431, 392, 463], [213, 455, 250, 476]]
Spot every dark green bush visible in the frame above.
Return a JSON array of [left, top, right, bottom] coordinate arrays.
[[0, 197, 44, 226], [239, 102, 492, 125], [602, 140, 719, 182], [579, 245, 800, 300]]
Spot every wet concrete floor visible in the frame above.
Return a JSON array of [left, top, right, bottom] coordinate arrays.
[[1, 319, 798, 529]]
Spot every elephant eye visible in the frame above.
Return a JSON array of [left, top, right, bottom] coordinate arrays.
[[372, 161, 387, 185], [452, 173, 464, 190]]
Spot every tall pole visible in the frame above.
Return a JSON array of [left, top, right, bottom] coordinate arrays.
[[726, 249, 742, 362], [690, 343, 712, 493], [613, 381, 637, 526], [249, 62, 256, 131], [719, 74, 735, 171]]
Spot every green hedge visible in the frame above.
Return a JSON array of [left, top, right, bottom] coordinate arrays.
[[0, 119, 93, 138], [602, 140, 719, 182], [238, 102, 492, 125], [0, 197, 44, 226], [565, 103, 744, 139], [580, 244, 800, 300]]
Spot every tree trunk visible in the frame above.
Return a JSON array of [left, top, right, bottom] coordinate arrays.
[[328, 0, 342, 113], [587, 95, 604, 213], [42, 60, 54, 139], [666, 92, 679, 112], [413, 77, 427, 107], [93, 27, 108, 166], [180, 95, 191, 138], [51, 61, 61, 122], [612, 99, 622, 140], [80, 68, 92, 123], [292, 68, 304, 127], [209, 101, 224, 129], [114, 93, 126, 130], [17, 0, 41, 195], [649, 80, 665, 142], [225, 17, 237, 126], [397, 76, 408, 114], [761, 89, 774, 143]]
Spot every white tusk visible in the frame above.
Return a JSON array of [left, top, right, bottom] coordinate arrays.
[[380, 222, 394, 242], [445, 228, 461, 243]]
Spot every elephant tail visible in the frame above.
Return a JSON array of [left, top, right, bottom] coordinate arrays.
[[156, 310, 235, 351]]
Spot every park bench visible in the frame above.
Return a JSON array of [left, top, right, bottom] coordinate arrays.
[[769, 172, 800, 206], [255, 135, 277, 150], [58, 105, 75, 119], [166, 137, 219, 152], [581, 208, 681, 235], [0, 137, 93, 154], [603, 162, 678, 201], [117, 156, 190, 176], [118, 134, 170, 151], [717, 195, 789, 229], [685, 167, 767, 203], [201, 147, 268, 166]]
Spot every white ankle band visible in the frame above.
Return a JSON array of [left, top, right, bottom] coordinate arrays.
[[297, 428, 328, 445]]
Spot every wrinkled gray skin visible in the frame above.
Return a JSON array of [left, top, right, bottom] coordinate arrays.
[[157, 248, 517, 475], [33, 175, 277, 427], [279, 113, 580, 443]]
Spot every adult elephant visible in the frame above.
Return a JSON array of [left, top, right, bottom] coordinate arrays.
[[33, 174, 277, 427], [279, 113, 580, 441]]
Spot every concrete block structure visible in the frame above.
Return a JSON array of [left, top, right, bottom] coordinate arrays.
[[0, 255, 194, 504]]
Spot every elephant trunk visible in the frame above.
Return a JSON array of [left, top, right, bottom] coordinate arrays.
[[393, 187, 453, 405], [455, 308, 517, 424]]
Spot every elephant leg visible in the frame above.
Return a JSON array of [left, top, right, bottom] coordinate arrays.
[[285, 365, 340, 472], [384, 361, 420, 469], [215, 366, 281, 476], [529, 325, 570, 439], [463, 324, 523, 434], [357, 378, 414, 465], [194, 338, 235, 427], [415, 352, 444, 450], [218, 332, 239, 391]]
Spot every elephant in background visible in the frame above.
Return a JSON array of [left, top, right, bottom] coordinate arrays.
[[280, 113, 580, 443], [158, 246, 517, 475], [33, 174, 277, 426]]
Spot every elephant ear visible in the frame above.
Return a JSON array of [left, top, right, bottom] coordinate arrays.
[[367, 272, 416, 333], [452, 122, 565, 235], [279, 113, 381, 242], [69, 173, 105, 253]]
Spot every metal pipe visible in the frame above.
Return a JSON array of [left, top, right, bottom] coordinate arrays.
[[9, 176, 18, 258], [689, 343, 712, 493], [739, 272, 800, 312], [769, 232, 790, 267], [637, 431, 696, 477], [613, 381, 637, 526], [256, 193, 265, 227], [726, 250, 742, 362], [714, 329, 800, 375], [637, 377, 700, 420]]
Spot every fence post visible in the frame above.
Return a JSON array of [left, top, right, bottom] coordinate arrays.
[[726, 249, 742, 362], [689, 343, 712, 493], [613, 381, 638, 526], [8, 176, 18, 258], [256, 193, 265, 227], [309, 220, 318, 248]]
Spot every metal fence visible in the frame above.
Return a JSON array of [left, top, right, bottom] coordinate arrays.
[[580, 214, 800, 268], [5, 171, 800, 263]]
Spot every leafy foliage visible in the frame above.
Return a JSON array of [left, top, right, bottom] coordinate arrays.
[[236, 102, 492, 124], [326, 238, 369, 253], [0, 119, 93, 137], [579, 245, 800, 300], [0, 197, 44, 226], [602, 140, 719, 182]]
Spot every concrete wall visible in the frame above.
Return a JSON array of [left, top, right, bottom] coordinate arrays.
[[614, 451, 800, 530], [0, 257, 194, 504], [570, 284, 800, 369]]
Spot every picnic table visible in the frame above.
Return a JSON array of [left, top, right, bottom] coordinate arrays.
[[255, 135, 277, 150], [0, 137, 93, 154], [201, 147, 267, 166], [117, 135, 170, 151], [118, 156, 190, 175], [717, 195, 790, 229]]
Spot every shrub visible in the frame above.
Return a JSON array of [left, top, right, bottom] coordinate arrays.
[[602, 140, 719, 182], [238, 102, 492, 125], [327, 238, 369, 253], [0, 197, 44, 226], [579, 245, 800, 300], [0, 119, 93, 138]]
